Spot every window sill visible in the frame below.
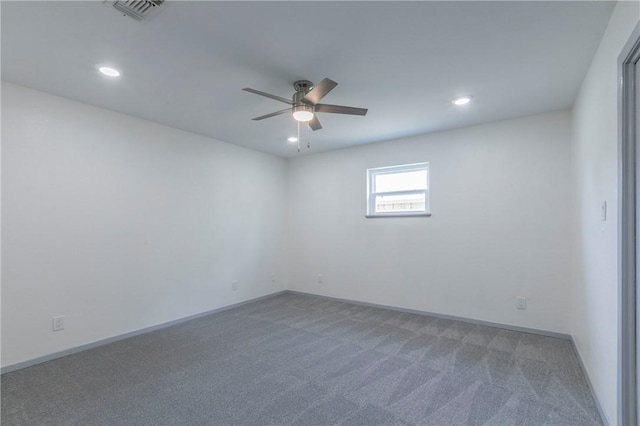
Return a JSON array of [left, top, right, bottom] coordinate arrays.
[[365, 212, 432, 218]]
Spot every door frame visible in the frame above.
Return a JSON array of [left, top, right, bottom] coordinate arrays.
[[618, 21, 640, 426]]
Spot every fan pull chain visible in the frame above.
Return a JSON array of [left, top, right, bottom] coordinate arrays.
[[297, 121, 301, 152]]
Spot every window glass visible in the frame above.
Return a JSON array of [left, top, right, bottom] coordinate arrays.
[[375, 193, 426, 213], [374, 170, 427, 192], [366, 163, 430, 217]]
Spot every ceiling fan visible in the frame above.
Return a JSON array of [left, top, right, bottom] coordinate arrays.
[[242, 78, 368, 131]]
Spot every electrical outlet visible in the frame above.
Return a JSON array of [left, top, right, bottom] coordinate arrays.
[[318, 274, 324, 284], [516, 297, 527, 310], [232, 280, 238, 291], [52, 315, 64, 331], [271, 274, 276, 283]]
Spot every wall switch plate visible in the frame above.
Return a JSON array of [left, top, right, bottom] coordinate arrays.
[[516, 297, 527, 310], [601, 201, 607, 221], [318, 274, 324, 284], [52, 315, 64, 331], [271, 274, 276, 283], [232, 280, 238, 291]]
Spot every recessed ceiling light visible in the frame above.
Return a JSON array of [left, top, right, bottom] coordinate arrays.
[[98, 66, 121, 77], [288, 136, 298, 143], [452, 96, 471, 106]]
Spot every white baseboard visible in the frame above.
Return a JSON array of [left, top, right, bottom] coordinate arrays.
[[284, 290, 571, 339], [1, 290, 287, 374], [570, 336, 610, 425]]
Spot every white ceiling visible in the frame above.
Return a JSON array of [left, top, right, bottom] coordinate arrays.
[[1, 1, 615, 158]]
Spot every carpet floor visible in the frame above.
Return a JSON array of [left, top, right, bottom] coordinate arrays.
[[2, 292, 602, 425]]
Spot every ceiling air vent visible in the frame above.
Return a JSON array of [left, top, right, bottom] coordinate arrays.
[[112, 0, 164, 21]]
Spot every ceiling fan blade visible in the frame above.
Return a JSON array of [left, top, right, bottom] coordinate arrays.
[[252, 108, 291, 121], [301, 78, 338, 105], [315, 104, 368, 116], [243, 88, 292, 105], [308, 115, 322, 131]]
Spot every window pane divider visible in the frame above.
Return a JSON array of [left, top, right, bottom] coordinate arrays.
[[371, 189, 426, 197]]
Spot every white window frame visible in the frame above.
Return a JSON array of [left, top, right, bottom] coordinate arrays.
[[366, 162, 431, 218]]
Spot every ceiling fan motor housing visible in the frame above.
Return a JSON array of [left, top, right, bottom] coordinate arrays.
[[292, 81, 315, 121], [292, 91, 307, 106]]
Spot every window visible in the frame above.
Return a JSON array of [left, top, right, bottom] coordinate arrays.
[[366, 162, 430, 217]]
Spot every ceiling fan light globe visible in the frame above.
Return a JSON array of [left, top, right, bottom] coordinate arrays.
[[293, 110, 314, 122], [292, 105, 314, 122]]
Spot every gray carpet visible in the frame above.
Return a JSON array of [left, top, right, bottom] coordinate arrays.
[[2, 292, 603, 425]]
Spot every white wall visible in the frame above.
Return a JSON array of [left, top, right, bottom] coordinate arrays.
[[287, 110, 572, 334], [571, 2, 640, 424], [1, 82, 287, 368]]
